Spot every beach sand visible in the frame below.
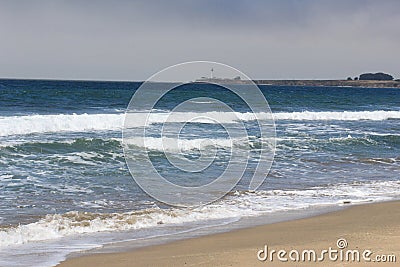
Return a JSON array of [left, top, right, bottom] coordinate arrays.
[[58, 201, 400, 266]]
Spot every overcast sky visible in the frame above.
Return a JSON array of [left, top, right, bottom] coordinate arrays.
[[0, 0, 399, 80]]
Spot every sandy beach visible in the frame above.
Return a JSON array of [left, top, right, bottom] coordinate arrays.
[[58, 201, 400, 267]]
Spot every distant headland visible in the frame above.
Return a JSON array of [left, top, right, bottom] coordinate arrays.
[[195, 71, 400, 88]]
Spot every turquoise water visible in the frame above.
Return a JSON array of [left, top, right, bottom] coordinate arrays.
[[0, 79, 399, 266]]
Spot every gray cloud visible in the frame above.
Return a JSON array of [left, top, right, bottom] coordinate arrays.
[[0, 0, 399, 80]]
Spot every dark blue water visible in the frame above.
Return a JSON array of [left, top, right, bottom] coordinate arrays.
[[1, 79, 399, 115]]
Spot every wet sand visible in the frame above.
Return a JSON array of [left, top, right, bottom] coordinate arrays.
[[58, 201, 400, 266]]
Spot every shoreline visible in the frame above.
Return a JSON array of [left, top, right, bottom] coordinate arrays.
[[254, 79, 400, 88], [57, 200, 400, 266]]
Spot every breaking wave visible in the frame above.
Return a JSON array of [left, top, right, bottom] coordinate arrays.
[[0, 110, 399, 137], [1, 180, 399, 247]]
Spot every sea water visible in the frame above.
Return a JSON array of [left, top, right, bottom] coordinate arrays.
[[0, 79, 399, 266]]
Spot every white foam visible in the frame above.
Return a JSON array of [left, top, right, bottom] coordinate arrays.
[[0, 207, 237, 247], [1, 180, 399, 248], [0, 110, 399, 137], [274, 110, 400, 121], [144, 110, 400, 122], [0, 113, 125, 137], [124, 136, 235, 152]]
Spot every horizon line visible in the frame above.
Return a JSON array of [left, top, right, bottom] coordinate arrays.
[[2, 77, 397, 83]]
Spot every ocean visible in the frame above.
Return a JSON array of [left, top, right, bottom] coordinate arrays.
[[0, 79, 399, 266]]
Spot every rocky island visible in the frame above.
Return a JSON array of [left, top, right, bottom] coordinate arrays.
[[196, 71, 400, 88]]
